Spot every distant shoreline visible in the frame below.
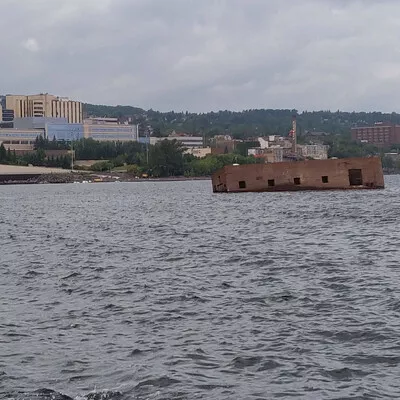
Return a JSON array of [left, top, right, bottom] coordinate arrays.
[[0, 172, 211, 185], [0, 165, 397, 185]]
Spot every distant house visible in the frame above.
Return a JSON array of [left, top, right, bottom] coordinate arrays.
[[211, 136, 236, 154]]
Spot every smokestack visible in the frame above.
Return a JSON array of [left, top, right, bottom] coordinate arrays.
[[292, 115, 297, 155]]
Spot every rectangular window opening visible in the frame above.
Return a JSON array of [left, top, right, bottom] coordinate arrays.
[[238, 180, 246, 189], [348, 169, 363, 186], [322, 176, 329, 183], [294, 177, 301, 185], [268, 179, 275, 187]]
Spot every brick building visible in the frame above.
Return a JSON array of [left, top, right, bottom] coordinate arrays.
[[351, 123, 400, 146]]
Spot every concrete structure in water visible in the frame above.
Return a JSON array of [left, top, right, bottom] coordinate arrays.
[[0, 164, 71, 184], [212, 157, 384, 193]]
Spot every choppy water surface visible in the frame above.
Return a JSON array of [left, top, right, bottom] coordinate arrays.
[[1, 177, 400, 399]]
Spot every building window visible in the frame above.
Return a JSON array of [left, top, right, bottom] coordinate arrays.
[[322, 176, 329, 183], [268, 179, 275, 187], [239, 180, 246, 189], [294, 177, 301, 185]]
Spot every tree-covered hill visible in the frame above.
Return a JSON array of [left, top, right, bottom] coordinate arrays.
[[83, 103, 145, 119], [83, 103, 400, 139]]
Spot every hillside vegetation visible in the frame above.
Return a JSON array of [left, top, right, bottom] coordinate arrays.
[[83, 103, 400, 138]]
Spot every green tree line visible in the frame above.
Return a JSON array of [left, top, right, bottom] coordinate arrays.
[[80, 139, 263, 177], [83, 103, 400, 138], [0, 138, 72, 169], [1, 134, 396, 176]]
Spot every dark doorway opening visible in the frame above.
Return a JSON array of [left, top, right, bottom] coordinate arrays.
[[322, 176, 329, 183], [239, 180, 246, 189], [348, 169, 363, 186], [294, 177, 301, 185], [268, 179, 275, 187]]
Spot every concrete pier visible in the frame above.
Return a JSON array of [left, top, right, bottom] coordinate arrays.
[[0, 165, 70, 175]]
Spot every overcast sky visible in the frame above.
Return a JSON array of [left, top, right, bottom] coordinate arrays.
[[1, 0, 400, 113]]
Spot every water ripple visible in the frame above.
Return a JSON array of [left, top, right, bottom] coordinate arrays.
[[1, 178, 400, 399]]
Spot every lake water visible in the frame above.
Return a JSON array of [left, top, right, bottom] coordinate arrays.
[[1, 177, 400, 399]]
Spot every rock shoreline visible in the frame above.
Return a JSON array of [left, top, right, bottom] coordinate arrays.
[[0, 172, 211, 185]]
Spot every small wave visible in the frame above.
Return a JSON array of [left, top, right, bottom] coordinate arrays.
[[61, 272, 82, 280], [322, 367, 369, 381], [128, 348, 145, 357], [344, 354, 400, 366], [103, 304, 124, 311], [186, 352, 209, 361], [11, 389, 73, 400], [6, 389, 123, 400], [68, 374, 97, 382], [257, 360, 282, 371], [85, 390, 123, 400], [135, 376, 180, 389], [230, 356, 263, 369], [316, 329, 390, 343], [23, 270, 43, 278]]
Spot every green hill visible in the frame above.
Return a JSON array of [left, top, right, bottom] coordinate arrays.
[[83, 103, 400, 139]]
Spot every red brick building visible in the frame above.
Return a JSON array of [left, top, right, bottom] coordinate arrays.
[[351, 123, 400, 146]]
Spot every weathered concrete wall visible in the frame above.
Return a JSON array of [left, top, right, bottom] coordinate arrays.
[[212, 157, 384, 192]]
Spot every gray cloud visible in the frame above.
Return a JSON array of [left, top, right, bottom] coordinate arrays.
[[1, 0, 400, 112]]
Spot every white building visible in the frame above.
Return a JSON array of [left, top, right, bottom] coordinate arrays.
[[83, 118, 138, 142], [151, 134, 204, 148], [297, 144, 329, 160], [258, 137, 269, 149], [184, 147, 212, 158]]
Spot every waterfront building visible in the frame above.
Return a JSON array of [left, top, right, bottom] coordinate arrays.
[[5, 93, 83, 123]]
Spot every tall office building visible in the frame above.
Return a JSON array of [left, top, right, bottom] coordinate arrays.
[[5, 93, 82, 123]]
